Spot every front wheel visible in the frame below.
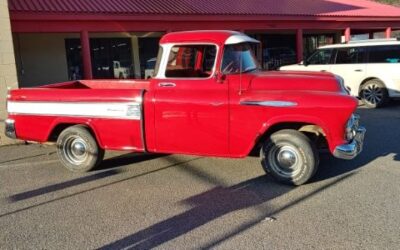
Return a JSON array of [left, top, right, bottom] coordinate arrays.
[[260, 129, 319, 186], [56, 125, 105, 172]]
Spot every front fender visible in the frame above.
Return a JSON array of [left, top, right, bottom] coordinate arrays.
[[230, 90, 358, 157]]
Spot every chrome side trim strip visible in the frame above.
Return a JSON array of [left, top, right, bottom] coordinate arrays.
[[240, 100, 298, 107], [7, 101, 141, 120]]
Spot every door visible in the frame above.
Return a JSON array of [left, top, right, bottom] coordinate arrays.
[[153, 44, 229, 155], [366, 45, 400, 97], [329, 47, 367, 96]]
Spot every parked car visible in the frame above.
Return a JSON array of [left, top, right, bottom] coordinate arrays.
[[280, 39, 400, 108], [263, 47, 297, 70], [112, 61, 130, 79], [5, 30, 365, 185]]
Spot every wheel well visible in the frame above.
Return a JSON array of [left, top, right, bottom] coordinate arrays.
[[359, 77, 385, 95], [250, 122, 328, 155], [48, 123, 95, 142]]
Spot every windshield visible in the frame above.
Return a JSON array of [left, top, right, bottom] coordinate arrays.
[[221, 43, 259, 74]]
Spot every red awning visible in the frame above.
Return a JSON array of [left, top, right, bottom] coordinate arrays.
[[8, 0, 400, 18]]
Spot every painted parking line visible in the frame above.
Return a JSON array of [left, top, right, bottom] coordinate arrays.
[[0, 159, 59, 170]]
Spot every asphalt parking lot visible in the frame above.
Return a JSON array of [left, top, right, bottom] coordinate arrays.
[[1, 102, 400, 249]]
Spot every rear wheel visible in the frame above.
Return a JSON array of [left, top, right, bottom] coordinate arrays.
[[56, 125, 104, 172], [260, 129, 319, 186], [360, 79, 389, 108]]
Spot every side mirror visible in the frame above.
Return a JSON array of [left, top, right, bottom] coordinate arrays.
[[215, 72, 226, 84]]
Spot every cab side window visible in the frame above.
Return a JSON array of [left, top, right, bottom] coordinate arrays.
[[307, 49, 334, 65], [368, 45, 400, 63], [335, 47, 367, 64], [165, 45, 217, 78]]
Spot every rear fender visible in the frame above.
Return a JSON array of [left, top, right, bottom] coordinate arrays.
[[47, 118, 104, 148]]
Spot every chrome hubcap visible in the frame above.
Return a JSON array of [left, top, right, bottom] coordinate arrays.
[[268, 145, 301, 177], [63, 136, 88, 165], [363, 84, 383, 105], [277, 148, 297, 168]]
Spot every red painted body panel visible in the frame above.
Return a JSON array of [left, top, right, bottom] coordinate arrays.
[[151, 78, 230, 156], [8, 80, 148, 151], [224, 71, 357, 156], [10, 114, 144, 151], [160, 31, 234, 46], [6, 31, 359, 160], [9, 80, 149, 102]]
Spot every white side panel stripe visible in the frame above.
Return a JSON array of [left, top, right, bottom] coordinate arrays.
[[7, 101, 141, 120]]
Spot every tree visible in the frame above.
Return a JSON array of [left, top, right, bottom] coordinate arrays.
[[374, 0, 400, 5]]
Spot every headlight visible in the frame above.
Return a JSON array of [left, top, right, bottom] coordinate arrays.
[[345, 114, 359, 141]]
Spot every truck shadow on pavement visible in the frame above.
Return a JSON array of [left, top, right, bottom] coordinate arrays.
[[1, 155, 200, 219], [6, 153, 165, 202], [98, 105, 400, 249], [98, 160, 355, 250], [3, 104, 399, 248]]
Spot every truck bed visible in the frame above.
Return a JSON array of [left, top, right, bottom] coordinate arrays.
[[43, 79, 150, 90], [8, 79, 150, 102], [7, 79, 150, 151]]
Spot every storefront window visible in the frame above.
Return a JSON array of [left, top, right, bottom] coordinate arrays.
[[303, 34, 335, 59], [90, 38, 133, 79], [139, 37, 161, 79], [258, 34, 297, 70], [65, 38, 134, 80], [65, 39, 83, 80]]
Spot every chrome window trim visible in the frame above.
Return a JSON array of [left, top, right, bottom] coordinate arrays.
[[157, 42, 219, 80]]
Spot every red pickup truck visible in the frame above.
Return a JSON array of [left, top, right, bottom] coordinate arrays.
[[5, 31, 365, 185]]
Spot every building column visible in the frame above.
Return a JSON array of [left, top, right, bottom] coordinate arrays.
[[131, 36, 141, 79], [344, 27, 351, 42], [256, 34, 263, 65], [0, 0, 19, 145], [296, 29, 303, 63], [80, 30, 92, 79], [385, 27, 392, 38]]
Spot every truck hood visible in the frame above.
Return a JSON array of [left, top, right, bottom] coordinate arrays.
[[248, 71, 342, 93]]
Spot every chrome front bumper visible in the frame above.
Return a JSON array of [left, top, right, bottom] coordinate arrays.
[[333, 127, 366, 160], [5, 119, 17, 139]]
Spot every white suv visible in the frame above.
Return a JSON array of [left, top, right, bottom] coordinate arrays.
[[280, 39, 400, 108]]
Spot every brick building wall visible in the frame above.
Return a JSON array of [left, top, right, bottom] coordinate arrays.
[[0, 0, 18, 145]]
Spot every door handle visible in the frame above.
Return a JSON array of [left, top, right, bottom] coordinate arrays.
[[320, 70, 327, 72], [355, 69, 363, 72], [158, 82, 176, 87]]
